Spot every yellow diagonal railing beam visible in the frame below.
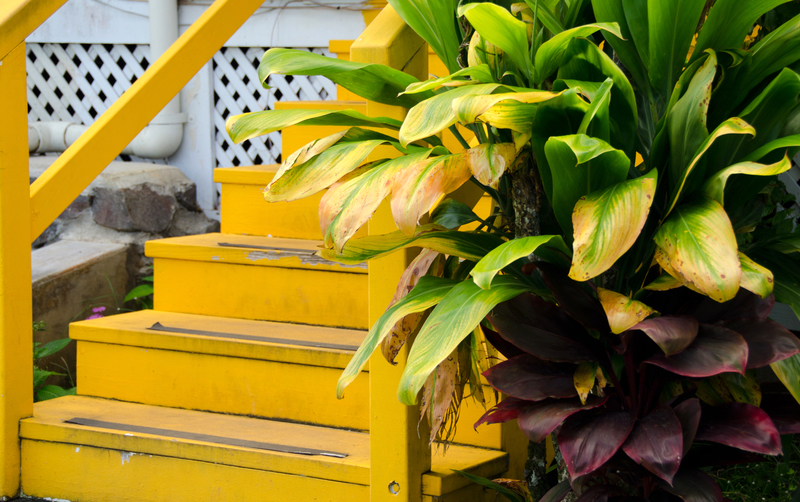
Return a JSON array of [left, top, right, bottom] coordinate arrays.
[[0, 0, 68, 61], [29, 0, 265, 241]]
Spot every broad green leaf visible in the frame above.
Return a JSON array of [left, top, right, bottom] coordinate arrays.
[[459, 3, 533, 82], [36, 385, 76, 402], [320, 224, 505, 264], [703, 155, 792, 205], [746, 13, 800, 93], [226, 109, 401, 144], [719, 371, 762, 407], [124, 285, 153, 303], [391, 154, 472, 235], [430, 199, 480, 229], [528, 0, 564, 35], [647, 0, 706, 97], [544, 134, 630, 237], [590, 0, 649, 92], [742, 134, 800, 162], [398, 276, 535, 405], [387, 0, 461, 74], [534, 23, 623, 85], [693, 0, 792, 57], [598, 288, 656, 335], [771, 354, 800, 404], [258, 48, 429, 108], [321, 151, 435, 252], [336, 276, 459, 398], [400, 84, 501, 147], [666, 117, 756, 217], [577, 78, 612, 143], [739, 253, 774, 299], [622, 0, 649, 67], [35, 338, 72, 359], [471, 234, 569, 289], [452, 90, 562, 132], [654, 198, 741, 303], [402, 65, 495, 94], [751, 251, 800, 319], [570, 176, 656, 281], [464, 143, 516, 189]]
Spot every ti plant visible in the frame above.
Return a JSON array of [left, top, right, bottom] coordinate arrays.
[[228, 0, 800, 500]]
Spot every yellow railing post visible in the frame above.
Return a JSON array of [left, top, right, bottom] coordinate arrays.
[[0, 42, 34, 498], [350, 7, 431, 502]]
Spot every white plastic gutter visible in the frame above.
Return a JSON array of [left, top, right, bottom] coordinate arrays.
[[28, 0, 186, 158]]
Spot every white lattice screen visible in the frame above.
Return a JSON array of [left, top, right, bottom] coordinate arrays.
[[213, 47, 337, 167]]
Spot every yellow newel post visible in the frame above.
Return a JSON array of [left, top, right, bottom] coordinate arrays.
[[0, 42, 34, 498], [350, 6, 432, 502]]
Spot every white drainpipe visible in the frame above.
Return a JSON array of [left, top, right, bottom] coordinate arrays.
[[28, 0, 186, 158]]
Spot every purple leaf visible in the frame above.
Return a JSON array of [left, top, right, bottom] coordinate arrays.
[[761, 388, 800, 434], [539, 480, 572, 502], [488, 293, 602, 363], [474, 397, 527, 428], [682, 291, 774, 323], [632, 316, 699, 356], [481, 324, 525, 359], [558, 410, 637, 478], [517, 396, 609, 442], [537, 263, 610, 331], [575, 485, 620, 502], [645, 324, 748, 377], [673, 398, 701, 456], [658, 468, 723, 502], [695, 403, 782, 455], [719, 318, 800, 369], [621, 406, 684, 484], [483, 354, 578, 401]]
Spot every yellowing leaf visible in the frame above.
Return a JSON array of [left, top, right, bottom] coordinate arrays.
[[420, 351, 458, 445], [391, 154, 472, 235], [453, 91, 563, 132], [654, 198, 741, 302], [597, 288, 657, 335], [645, 273, 685, 292], [569, 176, 656, 281], [739, 252, 774, 298], [703, 155, 792, 205], [654, 248, 704, 295], [465, 143, 516, 189], [574, 362, 597, 405], [276, 130, 347, 181]]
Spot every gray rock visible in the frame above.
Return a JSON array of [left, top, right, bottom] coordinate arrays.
[[123, 184, 176, 233], [60, 195, 90, 220], [92, 187, 136, 231], [175, 184, 199, 212], [168, 206, 220, 237]]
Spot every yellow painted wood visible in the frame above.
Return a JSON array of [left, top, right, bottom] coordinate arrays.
[[22, 440, 369, 502], [77, 340, 370, 430], [215, 165, 367, 240], [327, 41, 448, 81], [29, 0, 265, 240], [0, 0, 67, 60], [349, 6, 433, 502], [70, 309, 367, 369], [275, 100, 367, 157], [0, 42, 33, 498]]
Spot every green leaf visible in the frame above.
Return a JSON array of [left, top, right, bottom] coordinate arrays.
[[124, 284, 154, 303], [35, 338, 72, 359], [226, 109, 402, 144], [34, 368, 63, 390], [590, 0, 649, 92], [746, 13, 800, 93], [452, 469, 526, 502], [471, 235, 569, 289], [430, 199, 481, 230], [400, 84, 501, 146], [402, 65, 496, 94], [544, 134, 630, 237], [647, 0, 707, 98], [336, 276, 459, 399], [570, 175, 656, 281], [622, 0, 649, 67], [693, 0, 792, 57], [258, 48, 429, 108], [387, 0, 462, 74], [460, 3, 534, 82], [577, 78, 612, 142], [534, 23, 622, 85], [703, 156, 792, 205], [398, 276, 535, 405], [739, 252, 774, 299], [36, 385, 76, 402], [654, 198, 741, 303], [742, 134, 800, 162], [319, 225, 505, 264], [719, 371, 762, 407], [452, 89, 562, 132], [771, 354, 800, 405]]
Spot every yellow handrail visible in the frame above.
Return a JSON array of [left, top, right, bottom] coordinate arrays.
[[29, 0, 265, 241], [0, 0, 68, 61]]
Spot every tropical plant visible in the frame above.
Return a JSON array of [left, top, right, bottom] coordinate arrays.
[[33, 322, 76, 402], [227, 0, 800, 500]]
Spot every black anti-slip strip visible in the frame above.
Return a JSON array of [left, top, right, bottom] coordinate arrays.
[[64, 418, 348, 458], [146, 322, 360, 352], [217, 242, 314, 254]]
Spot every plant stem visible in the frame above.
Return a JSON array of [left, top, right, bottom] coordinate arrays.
[[449, 125, 471, 150]]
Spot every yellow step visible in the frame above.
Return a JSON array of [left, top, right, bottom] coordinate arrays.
[[146, 233, 368, 329], [275, 100, 367, 158], [215, 164, 368, 240], [21, 396, 508, 502], [71, 309, 370, 430]]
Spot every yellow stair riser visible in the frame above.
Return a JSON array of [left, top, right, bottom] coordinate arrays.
[[275, 101, 367, 157], [153, 258, 368, 329], [76, 341, 370, 430], [22, 440, 368, 502]]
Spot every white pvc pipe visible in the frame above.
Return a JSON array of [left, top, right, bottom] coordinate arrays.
[[28, 0, 185, 159]]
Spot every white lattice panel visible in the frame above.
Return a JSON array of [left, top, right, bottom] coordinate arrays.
[[213, 47, 337, 167], [26, 43, 162, 163]]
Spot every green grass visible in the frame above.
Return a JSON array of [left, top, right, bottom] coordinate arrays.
[[709, 435, 800, 502]]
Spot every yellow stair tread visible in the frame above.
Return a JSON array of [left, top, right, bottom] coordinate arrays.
[[273, 100, 366, 110], [23, 396, 508, 496], [71, 309, 367, 370], [214, 164, 278, 185], [145, 233, 365, 273]]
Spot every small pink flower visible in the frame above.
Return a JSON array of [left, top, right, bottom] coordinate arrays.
[[92, 306, 106, 313]]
